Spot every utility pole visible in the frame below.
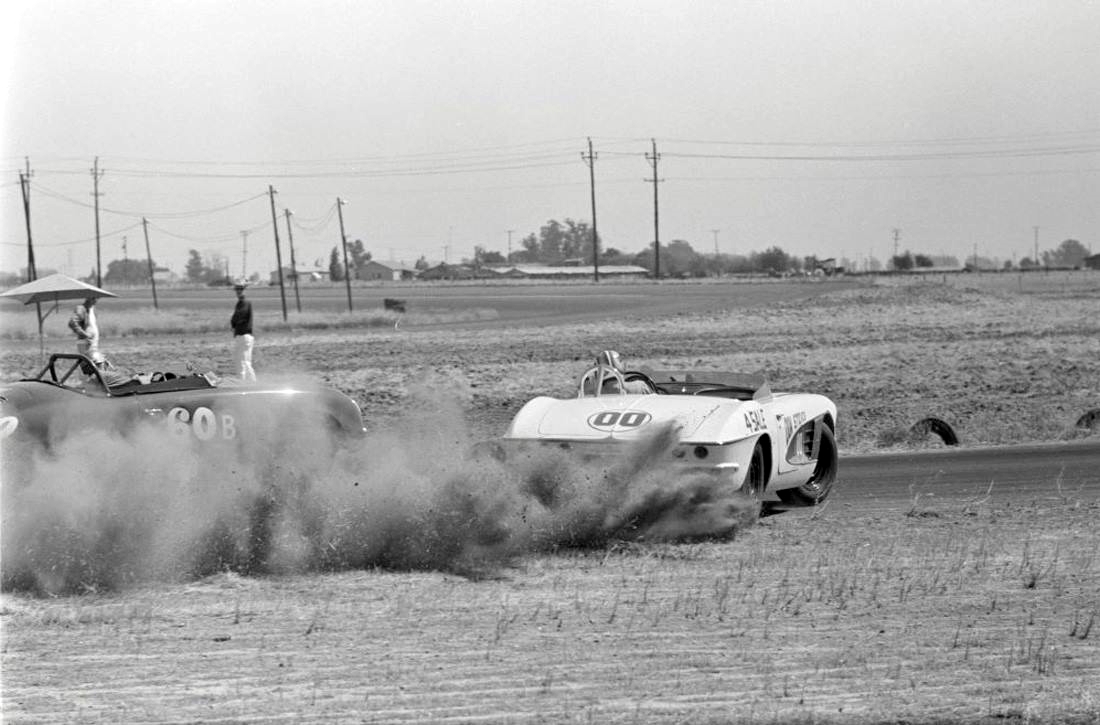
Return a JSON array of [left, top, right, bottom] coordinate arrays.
[[891, 228, 900, 269], [582, 137, 600, 282], [506, 230, 514, 263], [1033, 226, 1040, 268], [240, 230, 249, 279], [645, 138, 663, 279], [337, 198, 353, 312], [142, 217, 159, 309], [268, 185, 288, 321], [19, 158, 36, 282], [19, 158, 41, 350], [711, 229, 720, 256], [122, 235, 128, 260], [284, 209, 302, 313], [92, 157, 104, 286]]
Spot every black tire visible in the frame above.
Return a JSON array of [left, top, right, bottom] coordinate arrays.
[[910, 417, 959, 445], [740, 441, 767, 501], [777, 425, 838, 506], [1075, 409, 1100, 431]]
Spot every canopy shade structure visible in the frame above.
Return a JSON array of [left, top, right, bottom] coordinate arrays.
[[0, 274, 118, 359]]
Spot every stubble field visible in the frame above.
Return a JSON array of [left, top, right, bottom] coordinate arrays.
[[2, 274, 1099, 723]]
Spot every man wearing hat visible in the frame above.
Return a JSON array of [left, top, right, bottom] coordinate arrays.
[[230, 280, 256, 381]]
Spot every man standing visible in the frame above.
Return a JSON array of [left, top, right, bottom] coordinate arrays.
[[68, 296, 100, 358], [231, 281, 256, 381]]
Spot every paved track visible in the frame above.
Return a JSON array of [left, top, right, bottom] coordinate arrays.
[[832, 440, 1100, 511]]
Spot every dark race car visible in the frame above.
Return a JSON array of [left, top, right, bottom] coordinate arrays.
[[0, 353, 366, 483]]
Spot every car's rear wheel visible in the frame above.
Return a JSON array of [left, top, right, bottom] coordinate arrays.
[[777, 424, 837, 506], [740, 440, 766, 500]]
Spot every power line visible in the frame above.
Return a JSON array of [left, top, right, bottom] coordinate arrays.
[[662, 145, 1100, 162], [29, 182, 267, 218]]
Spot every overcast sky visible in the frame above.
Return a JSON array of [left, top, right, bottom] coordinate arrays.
[[2, 0, 1098, 278]]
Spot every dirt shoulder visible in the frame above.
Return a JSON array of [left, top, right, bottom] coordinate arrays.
[[3, 494, 1098, 723]]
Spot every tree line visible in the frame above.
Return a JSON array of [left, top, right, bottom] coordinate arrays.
[[2, 231, 1092, 288]]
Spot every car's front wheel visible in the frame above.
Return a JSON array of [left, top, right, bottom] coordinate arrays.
[[777, 424, 837, 506]]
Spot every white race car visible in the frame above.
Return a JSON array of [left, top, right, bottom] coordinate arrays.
[[500, 362, 839, 506]]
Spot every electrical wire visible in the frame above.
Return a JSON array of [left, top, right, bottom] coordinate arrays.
[[29, 182, 267, 218]]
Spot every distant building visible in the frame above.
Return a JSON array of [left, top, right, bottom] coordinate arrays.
[[152, 266, 177, 284], [1084, 254, 1100, 271], [270, 265, 329, 284], [418, 263, 485, 280], [359, 260, 419, 281], [502, 264, 649, 279]]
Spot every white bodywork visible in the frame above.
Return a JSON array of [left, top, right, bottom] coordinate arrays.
[[502, 369, 837, 502]]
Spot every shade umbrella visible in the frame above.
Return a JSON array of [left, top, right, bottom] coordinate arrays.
[[0, 273, 118, 359]]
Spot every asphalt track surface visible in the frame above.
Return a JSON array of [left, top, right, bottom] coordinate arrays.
[[831, 440, 1100, 512]]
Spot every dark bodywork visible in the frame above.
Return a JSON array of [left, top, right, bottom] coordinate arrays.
[[0, 354, 365, 465]]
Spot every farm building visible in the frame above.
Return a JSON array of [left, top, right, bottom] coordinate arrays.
[[1084, 254, 1100, 271], [502, 264, 649, 279], [359, 260, 419, 281], [269, 265, 329, 284], [418, 263, 491, 280]]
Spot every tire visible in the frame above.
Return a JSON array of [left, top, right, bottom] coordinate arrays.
[[1075, 409, 1100, 432], [910, 417, 959, 445], [777, 424, 838, 506], [740, 441, 767, 501]]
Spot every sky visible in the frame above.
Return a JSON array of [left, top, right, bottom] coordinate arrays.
[[2, 0, 1098, 279]]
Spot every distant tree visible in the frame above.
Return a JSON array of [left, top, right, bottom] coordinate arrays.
[[891, 251, 915, 271], [479, 249, 505, 264], [414, 255, 430, 271], [204, 253, 228, 284], [347, 239, 371, 278], [1044, 239, 1089, 268], [913, 254, 934, 268], [662, 239, 699, 277], [329, 247, 344, 282], [186, 249, 205, 283], [1020, 256, 1038, 269], [752, 246, 791, 274], [561, 219, 594, 260], [104, 258, 152, 285]]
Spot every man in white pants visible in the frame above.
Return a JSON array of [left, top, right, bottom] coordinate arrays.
[[68, 296, 100, 359], [230, 281, 256, 381]]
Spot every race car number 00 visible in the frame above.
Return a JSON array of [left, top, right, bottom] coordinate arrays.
[[587, 410, 652, 432], [167, 406, 237, 440]]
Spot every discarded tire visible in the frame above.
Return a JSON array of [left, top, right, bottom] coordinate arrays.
[[1075, 409, 1100, 431], [909, 417, 959, 446]]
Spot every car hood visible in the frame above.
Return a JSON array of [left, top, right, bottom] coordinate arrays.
[[505, 394, 752, 444]]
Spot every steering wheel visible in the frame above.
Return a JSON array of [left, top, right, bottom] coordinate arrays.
[[577, 366, 627, 397]]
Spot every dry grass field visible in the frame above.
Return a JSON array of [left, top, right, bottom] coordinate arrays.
[[2, 274, 1099, 723]]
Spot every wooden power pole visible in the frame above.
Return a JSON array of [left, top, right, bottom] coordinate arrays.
[[645, 138, 662, 279], [337, 198, 353, 312], [268, 185, 288, 321], [582, 137, 600, 282], [284, 209, 302, 313], [92, 157, 103, 286], [142, 217, 159, 309]]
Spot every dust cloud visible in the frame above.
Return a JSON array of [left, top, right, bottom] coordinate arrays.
[[1, 384, 754, 595]]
